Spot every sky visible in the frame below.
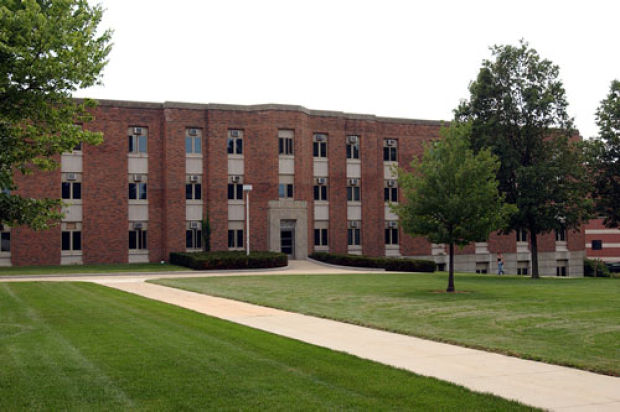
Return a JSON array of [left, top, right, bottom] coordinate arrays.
[[75, 0, 620, 140]]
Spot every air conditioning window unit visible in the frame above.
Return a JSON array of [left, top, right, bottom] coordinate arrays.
[[188, 128, 198, 136], [133, 174, 143, 182], [315, 134, 326, 142], [133, 127, 143, 135], [66, 173, 77, 181], [348, 178, 359, 186], [347, 135, 359, 144], [388, 221, 398, 228], [189, 175, 199, 182], [190, 222, 200, 229], [316, 177, 326, 185], [231, 176, 241, 183], [230, 130, 239, 137], [350, 221, 359, 229], [133, 222, 143, 229], [387, 180, 396, 187], [386, 139, 396, 146]]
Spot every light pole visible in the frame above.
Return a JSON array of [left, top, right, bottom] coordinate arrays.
[[243, 184, 253, 256]]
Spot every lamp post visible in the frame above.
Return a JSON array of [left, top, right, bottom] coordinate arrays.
[[242, 184, 253, 256]]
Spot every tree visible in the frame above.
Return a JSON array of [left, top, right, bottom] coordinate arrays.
[[393, 123, 513, 292], [455, 40, 592, 278], [587, 80, 620, 227], [0, 0, 111, 229]]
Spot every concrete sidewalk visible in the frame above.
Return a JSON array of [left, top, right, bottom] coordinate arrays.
[[96, 278, 620, 412]]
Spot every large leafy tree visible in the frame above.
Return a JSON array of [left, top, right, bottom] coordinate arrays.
[[0, 0, 111, 229], [587, 80, 620, 227], [455, 41, 592, 278], [394, 123, 513, 292]]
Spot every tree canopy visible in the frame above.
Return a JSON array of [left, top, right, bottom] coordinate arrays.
[[394, 122, 513, 292], [455, 40, 592, 278], [0, 0, 111, 229], [587, 80, 620, 227]]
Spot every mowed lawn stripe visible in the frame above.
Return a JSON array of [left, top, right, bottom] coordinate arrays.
[[153, 273, 620, 376], [0, 282, 531, 411]]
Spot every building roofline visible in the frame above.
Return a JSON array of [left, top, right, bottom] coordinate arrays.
[[79, 98, 447, 126]]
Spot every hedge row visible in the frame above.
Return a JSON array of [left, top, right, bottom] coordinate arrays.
[[310, 252, 435, 272], [170, 251, 287, 270]]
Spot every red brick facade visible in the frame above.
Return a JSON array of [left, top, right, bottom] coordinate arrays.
[[3, 100, 588, 275]]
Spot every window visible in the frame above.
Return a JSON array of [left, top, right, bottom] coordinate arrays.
[[383, 139, 397, 161], [555, 228, 566, 242], [227, 130, 243, 155], [73, 142, 82, 152], [278, 183, 294, 199], [384, 180, 398, 202], [517, 261, 529, 276], [313, 184, 328, 201], [556, 260, 568, 277], [186, 223, 202, 249], [128, 127, 147, 153], [129, 183, 147, 200], [347, 186, 361, 202], [129, 228, 147, 250], [313, 134, 327, 158], [516, 229, 527, 242], [186, 183, 202, 200], [314, 228, 328, 246], [347, 222, 361, 246], [346, 136, 360, 159], [228, 229, 244, 249], [61, 230, 81, 251], [228, 183, 243, 200], [185, 129, 202, 154], [278, 130, 294, 155], [61, 181, 81, 200], [592, 240, 603, 250], [475, 262, 489, 274], [385, 222, 399, 245], [0, 228, 10, 252]]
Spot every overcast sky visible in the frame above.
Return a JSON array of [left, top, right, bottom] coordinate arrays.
[[75, 0, 620, 139]]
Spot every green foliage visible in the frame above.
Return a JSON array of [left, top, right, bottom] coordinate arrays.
[[583, 258, 611, 278], [586, 80, 620, 227], [455, 40, 592, 277], [201, 211, 211, 251], [0, 0, 112, 229], [170, 251, 287, 270], [393, 122, 513, 290], [309, 252, 436, 272]]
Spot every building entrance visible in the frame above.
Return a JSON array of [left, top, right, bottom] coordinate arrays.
[[280, 220, 295, 257]]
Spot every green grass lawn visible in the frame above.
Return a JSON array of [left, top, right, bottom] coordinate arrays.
[[153, 273, 620, 376], [0, 262, 187, 276], [0, 282, 531, 411]]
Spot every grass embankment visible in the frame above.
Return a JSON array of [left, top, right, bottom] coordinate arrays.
[[0, 262, 187, 276], [153, 273, 620, 376], [0, 282, 531, 410]]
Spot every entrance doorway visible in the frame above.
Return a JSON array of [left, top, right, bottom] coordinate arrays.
[[280, 220, 295, 257]]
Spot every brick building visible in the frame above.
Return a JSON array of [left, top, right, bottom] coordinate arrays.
[[0, 100, 585, 276], [584, 218, 620, 264]]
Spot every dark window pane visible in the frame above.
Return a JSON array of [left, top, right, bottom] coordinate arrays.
[[0, 232, 9, 252], [186, 230, 193, 248], [129, 231, 137, 249], [384, 187, 389, 202], [279, 138, 284, 154], [392, 188, 398, 202], [140, 183, 147, 200], [186, 184, 192, 200], [321, 185, 327, 200], [393, 229, 398, 244], [313, 186, 319, 200], [195, 184, 201, 200], [142, 231, 147, 249], [74, 142, 82, 151], [320, 143, 326, 157], [385, 228, 390, 244], [236, 139, 243, 154], [236, 184, 243, 200], [287, 184, 293, 198], [347, 187, 352, 201], [313, 142, 318, 157], [73, 183, 81, 199], [383, 147, 389, 161], [185, 137, 192, 154], [138, 136, 147, 153], [62, 182, 71, 199], [228, 230, 234, 247], [73, 231, 81, 251], [287, 139, 293, 154], [353, 145, 359, 159], [314, 229, 320, 246], [194, 137, 201, 153], [62, 231, 70, 250], [228, 184, 234, 199], [196, 231, 202, 249], [227, 138, 234, 154], [355, 229, 360, 245], [237, 230, 243, 248], [128, 136, 134, 152], [347, 229, 352, 245], [346, 145, 351, 159], [129, 183, 136, 199], [322, 229, 328, 245]]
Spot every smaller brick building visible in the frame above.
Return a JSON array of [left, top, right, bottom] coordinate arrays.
[[0, 100, 586, 276]]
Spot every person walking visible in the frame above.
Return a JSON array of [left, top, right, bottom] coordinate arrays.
[[497, 253, 504, 275]]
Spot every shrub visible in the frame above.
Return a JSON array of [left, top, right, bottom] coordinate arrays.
[[310, 252, 435, 272], [170, 251, 287, 270], [584, 258, 611, 277]]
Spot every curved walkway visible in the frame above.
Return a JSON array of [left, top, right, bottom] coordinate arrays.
[[3, 260, 620, 410]]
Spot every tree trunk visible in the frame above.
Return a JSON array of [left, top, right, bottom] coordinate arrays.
[[447, 242, 455, 292], [530, 229, 539, 279]]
